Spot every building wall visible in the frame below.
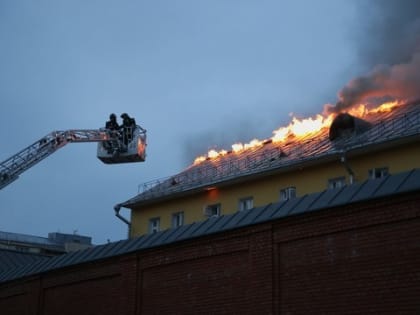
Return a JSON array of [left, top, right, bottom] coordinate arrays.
[[0, 231, 93, 256], [1, 192, 419, 314], [273, 193, 420, 313], [131, 142, 420, 236], [0, 258, 137, 315]]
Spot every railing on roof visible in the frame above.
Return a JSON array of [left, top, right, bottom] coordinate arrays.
[[137, 135, 323, 195], [136, 106, 420, 199]]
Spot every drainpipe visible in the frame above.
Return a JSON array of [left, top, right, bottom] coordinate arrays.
[[340, 153, 355, 184], [114, 204, 131, 226]]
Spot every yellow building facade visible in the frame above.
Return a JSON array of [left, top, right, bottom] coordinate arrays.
[[120, 103, 420, 237]]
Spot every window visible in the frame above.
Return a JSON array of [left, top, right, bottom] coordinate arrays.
[[328, 177, 346, 189], [203, 203, 221, 217], [172, 211, 184, 228], [369, 167, 389, 179], [148, 217, 160, 234], [238, 197, 254, 211], [280, 187, 296, 201]]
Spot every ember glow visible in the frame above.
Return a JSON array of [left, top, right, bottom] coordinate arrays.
[[193, 100, 405, 165]]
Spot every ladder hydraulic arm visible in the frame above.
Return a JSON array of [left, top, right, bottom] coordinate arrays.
[[0, 129, 119, 190]]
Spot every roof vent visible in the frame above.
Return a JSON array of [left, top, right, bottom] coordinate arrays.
[[329, 113, 371, 141]]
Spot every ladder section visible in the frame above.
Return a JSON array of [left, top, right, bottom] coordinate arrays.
[[0, 129, 118, 190]]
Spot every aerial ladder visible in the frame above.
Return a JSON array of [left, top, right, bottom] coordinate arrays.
[[0, 125, 146, 190]]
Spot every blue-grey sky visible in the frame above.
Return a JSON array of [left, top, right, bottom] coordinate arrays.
[[0, 1, 405, 243]]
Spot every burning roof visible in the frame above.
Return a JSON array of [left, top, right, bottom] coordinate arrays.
[[121, 101, 420, 208], [122, 0, 420, 208]]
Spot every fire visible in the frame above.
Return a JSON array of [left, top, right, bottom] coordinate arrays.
[[193, 100, 405, 165], [193, 113, 334, 165], [368, 100, 402, 113], [194, 156, 206, 164], [272, 114, 334, 143], [232, 143, 244, 152], [244, 139, 264, 149], [347, 100, 403, 117]]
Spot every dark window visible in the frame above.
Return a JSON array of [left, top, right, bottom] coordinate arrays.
[[369, 167, 389, 179], [171, 212, 184, 228], [204, 203, 221, 217]]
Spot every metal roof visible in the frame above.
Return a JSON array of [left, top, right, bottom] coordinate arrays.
[[1, 168, 419, 284], [122, 102, 420, 208], [0, 249, 51, 273]]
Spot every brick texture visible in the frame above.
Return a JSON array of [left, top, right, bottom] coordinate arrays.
[[0, 192, 419, 314]]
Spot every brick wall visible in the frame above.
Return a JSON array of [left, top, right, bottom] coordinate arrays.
[[273, 195, 420, 314], [0, 192, 419, 314]]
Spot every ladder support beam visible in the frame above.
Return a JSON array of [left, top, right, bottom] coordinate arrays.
[[0, 129, 119, 190]]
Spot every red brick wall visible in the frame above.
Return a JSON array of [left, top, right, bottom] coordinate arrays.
[[0, 193, 419, 314], [137, 227, 273, 314], [273, 195, 420, 314], [0, 282, 31, 314], [277, 219, 420, 314]]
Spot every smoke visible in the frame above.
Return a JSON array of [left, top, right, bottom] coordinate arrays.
[[330, 53, 420, 112], [182, 116, 276, 164], [328, 0, 420, 113]]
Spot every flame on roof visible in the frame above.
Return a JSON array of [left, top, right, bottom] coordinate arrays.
[[193, 100, 404, 165]]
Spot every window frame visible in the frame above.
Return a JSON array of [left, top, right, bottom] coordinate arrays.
[[328, 176, 346, 190], [368, 167, 389, 179], [238, 196, 254, 211], [171, 211, 184, 228], [204, 203, 221, 217], [148, 217, 161, 234], [280, 186, 296, 201]]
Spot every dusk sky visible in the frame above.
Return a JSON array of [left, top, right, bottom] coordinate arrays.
[[1, 1, 415, 244]]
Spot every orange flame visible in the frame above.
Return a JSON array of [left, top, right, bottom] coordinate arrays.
[[272, 114, 334, 143], [193, 100, 404, 165], [346, 100, 403, 116]]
